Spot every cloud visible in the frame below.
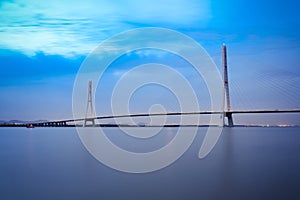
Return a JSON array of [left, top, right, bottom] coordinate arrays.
[[0, 0, 211, 57]]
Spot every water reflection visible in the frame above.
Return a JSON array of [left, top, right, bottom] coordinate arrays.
[[0, 128, 300, 200]]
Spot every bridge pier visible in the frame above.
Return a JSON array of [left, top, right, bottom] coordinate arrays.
[[226, 112, 234, 127], [83, 118, 95, 127]]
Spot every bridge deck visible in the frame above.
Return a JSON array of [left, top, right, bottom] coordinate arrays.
[[20, 109, 300, 127]]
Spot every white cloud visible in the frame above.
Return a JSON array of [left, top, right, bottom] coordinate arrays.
[[0, 0, 211, 57]]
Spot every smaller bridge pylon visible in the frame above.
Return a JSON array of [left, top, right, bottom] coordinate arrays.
[[84, 80, 95, 127]]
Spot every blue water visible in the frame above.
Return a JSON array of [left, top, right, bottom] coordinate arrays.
[[0, 127, 300, 200]]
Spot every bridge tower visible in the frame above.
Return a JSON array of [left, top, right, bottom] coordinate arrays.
[[222, 44, 234, 127], [83, 80, 95, 127]]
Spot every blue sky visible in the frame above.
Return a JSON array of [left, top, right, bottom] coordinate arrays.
[[0, 0, 300, 125]]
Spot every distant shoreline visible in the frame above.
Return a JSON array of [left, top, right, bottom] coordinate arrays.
[[0, 123, 299, 128]]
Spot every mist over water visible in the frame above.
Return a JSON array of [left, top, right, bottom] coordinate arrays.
[[0, 127, 299, 200]]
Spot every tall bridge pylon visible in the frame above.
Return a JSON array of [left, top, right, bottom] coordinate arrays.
[[222, 44, 234, 127], [83, 80, 95, 127]]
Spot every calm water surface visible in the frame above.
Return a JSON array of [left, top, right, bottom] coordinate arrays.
[[0, 127, 299, 200]]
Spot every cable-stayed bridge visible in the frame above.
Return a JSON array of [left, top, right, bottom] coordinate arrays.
[[24, 109, 300, 128], [24, 44, 300, 128]]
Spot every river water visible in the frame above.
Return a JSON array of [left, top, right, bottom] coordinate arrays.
[[0, 127, 299, 200]]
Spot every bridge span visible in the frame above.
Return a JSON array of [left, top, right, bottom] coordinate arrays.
[[23, 109, 300, 128], [21, 44, 300, 128]]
